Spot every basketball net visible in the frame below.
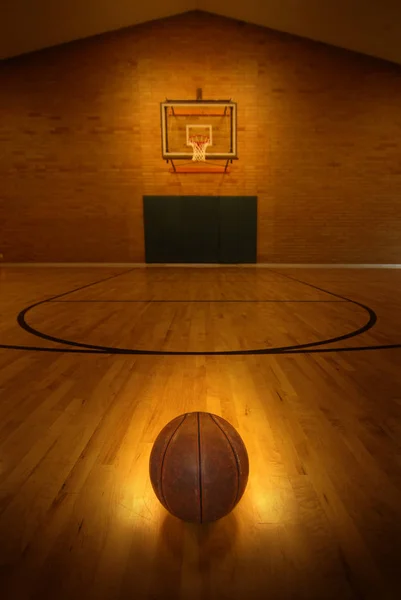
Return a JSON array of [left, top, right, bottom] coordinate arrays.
[[188, 134, 210, 162]]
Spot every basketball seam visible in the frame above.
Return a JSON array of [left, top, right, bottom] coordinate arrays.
[[197, 412, 203, 523], [159, 413, 188, 514], [209, 414, 242, 509]]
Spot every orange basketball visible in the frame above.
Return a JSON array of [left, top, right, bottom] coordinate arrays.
[[149, 412, 249, 523]]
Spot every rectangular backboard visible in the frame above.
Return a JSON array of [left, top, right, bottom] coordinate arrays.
[[160, 100, 237, 161]]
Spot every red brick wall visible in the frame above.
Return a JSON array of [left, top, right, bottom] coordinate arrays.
[[1, 11, 401, 263]]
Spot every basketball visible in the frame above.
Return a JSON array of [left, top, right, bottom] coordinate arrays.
[[149, 412, 249, 523]]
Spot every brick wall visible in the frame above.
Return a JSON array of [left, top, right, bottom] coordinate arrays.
[[1, 10, 401, 263]]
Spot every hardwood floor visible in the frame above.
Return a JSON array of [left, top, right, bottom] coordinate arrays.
[[1, 266, 401, 599]]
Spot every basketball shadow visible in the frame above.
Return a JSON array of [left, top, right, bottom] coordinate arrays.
[[160, 510, 238, 566]]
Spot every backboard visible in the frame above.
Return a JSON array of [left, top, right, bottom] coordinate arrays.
[[160, 100, 237, 162]]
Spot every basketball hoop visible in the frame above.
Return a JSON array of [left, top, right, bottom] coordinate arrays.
[[188, 134, 210, 162]]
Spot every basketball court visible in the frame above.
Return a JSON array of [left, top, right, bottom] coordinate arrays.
[[1, 265, 401, 599], [2, 4, 401, 600]]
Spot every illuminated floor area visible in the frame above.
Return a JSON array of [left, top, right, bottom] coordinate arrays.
[[1, 266, 401, 599]]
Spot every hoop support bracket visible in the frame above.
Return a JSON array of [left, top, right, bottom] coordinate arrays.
[[167, 158, 232, 174]]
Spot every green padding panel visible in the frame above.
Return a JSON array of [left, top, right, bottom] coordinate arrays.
[[219, 196, 257, 263], [143, 196, 183, 263], [143, 196, 257, 264], [181, 196, 219, 263]]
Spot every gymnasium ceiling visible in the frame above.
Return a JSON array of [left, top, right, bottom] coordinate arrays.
[[2, 0, 401, 65]]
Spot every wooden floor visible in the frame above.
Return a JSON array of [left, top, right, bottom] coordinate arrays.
[[1, 266, 401, 599]]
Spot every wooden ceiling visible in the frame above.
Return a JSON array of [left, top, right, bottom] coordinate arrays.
[[1, 0, 401, 65]]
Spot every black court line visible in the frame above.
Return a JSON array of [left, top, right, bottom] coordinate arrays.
[[49, 299, 349, 303], [38, 268, 138, 302], [0, 344, 106, 354], [269, 269, 360, 302], [0, 266, 398, 355], [284, 343, 401, 354], [2, 342, 401, 355], [9, 268, 381, 356], [10, 267, 136, 356]]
